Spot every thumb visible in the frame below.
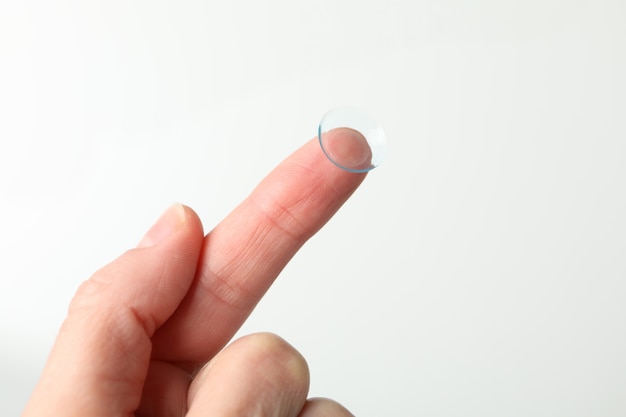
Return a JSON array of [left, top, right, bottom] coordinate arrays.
[[22, 204, 204, 417]]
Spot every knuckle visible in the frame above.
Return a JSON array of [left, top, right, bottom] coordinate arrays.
[[68, 274, 107, 314]]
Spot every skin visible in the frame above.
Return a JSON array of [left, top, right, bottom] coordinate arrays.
[[322, 127, 373, 171], [22, 134, 367, 417]]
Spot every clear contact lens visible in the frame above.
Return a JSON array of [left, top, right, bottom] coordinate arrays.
[[318, 107, 388, 173]]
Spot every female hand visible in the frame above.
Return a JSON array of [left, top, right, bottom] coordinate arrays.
[[22, 136, 365, 417]]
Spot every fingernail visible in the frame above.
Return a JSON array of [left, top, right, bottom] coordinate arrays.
[[138, 204, 186, 248]]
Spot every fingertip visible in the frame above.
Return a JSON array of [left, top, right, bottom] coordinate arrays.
[[320, 127, 373, 173], [138, 203, 187, 248], [137, 204, 204, 249], [179, 204, 204, 242], [299, 398, 355, 417], [187, 332, 310, 417]]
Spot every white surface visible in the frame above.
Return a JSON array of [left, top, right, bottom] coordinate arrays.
[[1, 0, 625, 415]]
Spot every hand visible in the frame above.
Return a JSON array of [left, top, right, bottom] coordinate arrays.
[[22, 137, 365, 417]]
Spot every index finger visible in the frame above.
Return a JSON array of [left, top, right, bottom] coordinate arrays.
[[151, 134, 368, 364]]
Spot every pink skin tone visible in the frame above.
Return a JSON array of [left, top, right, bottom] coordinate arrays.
[[322, 127, 373, 171], [22, 131, 367, 417]]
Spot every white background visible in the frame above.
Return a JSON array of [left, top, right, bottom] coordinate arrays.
[[1, 0, 625, 415]]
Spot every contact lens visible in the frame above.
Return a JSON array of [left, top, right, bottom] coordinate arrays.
[[318, 107, 388, 173]]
